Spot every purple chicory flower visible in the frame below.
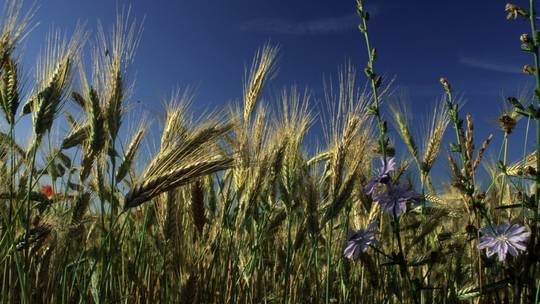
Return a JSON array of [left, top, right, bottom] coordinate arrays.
[[371, 183, 420, 217], [477, 223, 531, 262], [344, 220, 379, 260], [364, 157, 396, 196]]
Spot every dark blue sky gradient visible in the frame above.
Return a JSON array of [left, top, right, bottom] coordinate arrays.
[[16, 0, 538, 184]]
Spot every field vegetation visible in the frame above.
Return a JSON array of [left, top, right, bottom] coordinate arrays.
[[0, 0, 539, 303]]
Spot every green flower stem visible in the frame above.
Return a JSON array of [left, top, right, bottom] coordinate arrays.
[[528, 0, 540, 299], [356, 1, 388, 160], [443, 90, 467, 167], [357, 2, 421, 302], [325, 218, 333, 304], [393, 211, 420, 304]]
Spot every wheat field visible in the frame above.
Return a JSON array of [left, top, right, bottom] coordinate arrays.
[[0, 1, 539, 303]]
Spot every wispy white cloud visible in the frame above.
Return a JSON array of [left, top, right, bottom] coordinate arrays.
[[239, 14, 360, 35], [459, 56, 521, 74]]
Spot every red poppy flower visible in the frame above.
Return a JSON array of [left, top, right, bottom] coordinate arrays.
[[41, 185, 54, 198]]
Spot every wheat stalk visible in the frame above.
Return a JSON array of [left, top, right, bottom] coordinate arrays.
[[464, 114, 475, 179], [473, 134, 493, 171], [389, 102, 418, 162], [26, 27, 87, 146], [0, 0, 36, 65], [94, 7, 142, 140], [242, 43, 279, 123], [160, 90, 192, 151], [0, 58, 19, 124], [506, 151, 536, 176], [116, 126, 145, 182], [125, 157, 233, 209], [190, 180, 206, 236], [421, 100, 449, 176]]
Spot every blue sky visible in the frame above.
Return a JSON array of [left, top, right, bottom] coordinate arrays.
[[16, 0, 537, 182]]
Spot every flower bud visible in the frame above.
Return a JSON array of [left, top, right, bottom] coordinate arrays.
[[505, 3, 517, 10], [523, 64, 535, 75], [520, 33, 530, 43], [498, 113, 517, 134], [505, 3, 529, 19], [439, 77, 451, 92], [505, 4, 517, 18]]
